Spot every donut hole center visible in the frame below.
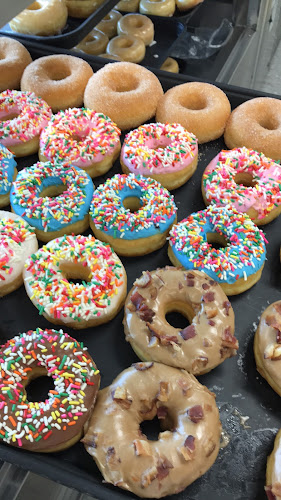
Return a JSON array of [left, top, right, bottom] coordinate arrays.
[[129, 18, 144, 28], [165, 302, 194, 329], [123, 196, 142, 212], [113, 76, 138, 92], [25, 368, 54, 403], [259, 116, 279, 131], [46, 65, 72, 81], [70, 132, 88, 143], [1, 112, 19, 121], [119, 38, 134, 49], [234, 172, 257, 188], [207, 232, 228, 250], [27, 1, 42, 10], [140, 416, 165, 441], [179, 94, 207, 111], [39, 184, 67, 199], [59, 262, 92, 285]]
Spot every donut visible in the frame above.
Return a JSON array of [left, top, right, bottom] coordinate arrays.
[[160, 57, 179, 73], [265, 429, 281, 500], [39, 108, 121, 178], [89, 173, 177, 256], [96, 10, 123, 39], [124, 267, 237, 375], [24, 235, 127, 329], [116, 0, 140, 12], [0, 145, 17, 207], [10, 161, 94, 242], [21, 55, 93, 113], [0, 328, 100, 452], [176, 0, 203, 11], [117, 14, 154, 45], [0, 37, 32, 92], [168, 205, 267, 296], [120, 122, 198, 190], [224, 97, 281, 161], [75, 29, 109, 55], [0, 90, 52, 157], [156, 82, 231, 143], [202, 147, 281, 226], [9, 0, 68, 36], [139, 0, 175, 16], [99, 53, 123, 61], [84, 62, 163, 130], [0, 211, 38, 296], [106, 34, 145, 63], [66, 0, 104, 17], [83, 362, 221, 498]]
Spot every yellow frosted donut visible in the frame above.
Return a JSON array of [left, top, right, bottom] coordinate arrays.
[[139, 0, 175, 17], [75, 29, 109, 55], [106, 35, 146, 63], [96, 10, 122, 39], [117, 14, 154, 45], [9, 0, 68, 36]]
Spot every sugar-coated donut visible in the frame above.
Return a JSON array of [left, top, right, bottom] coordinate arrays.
[[0, 211, 38, 296], [84, 62, 163, 130], [39, 108, 121, 178], [168, 205, 267, 295], [106, 34, 145, 63], [10, 161, 94, 242], [0, 145, 17, 207], [117, 14, 154, 45], [176, 0, 203, 11], [224, 97, 281, 161], [202, 147, 281, 225], [84, 362, 221, 498], [139, 0, 175, 16], [160, 57, 179, 73], [120, 122, 198, 190], [0, 37, 32, 92], [75, 29, 109, 55], [24, 235, 127, 329], [265, 429, 281, 500], [96, 10, 123, 39], [21, 54, 93, 113], [124, 267, 237, 375], [156, 82, 231, 143], [66, 0, 104, 17], [116, 0, 140, 12], [9, 0, 68, 36], [0, 90, 52, 157], [0, 328, 100, 452], [89, 173, 177, 256]]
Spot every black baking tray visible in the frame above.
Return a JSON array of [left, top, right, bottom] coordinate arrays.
[[1, 40, 281, 500]]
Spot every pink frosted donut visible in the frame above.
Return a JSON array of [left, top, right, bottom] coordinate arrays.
[[39, 108, 121, 178], [202, 147, 281, 225], [120, 122, 198, 190]]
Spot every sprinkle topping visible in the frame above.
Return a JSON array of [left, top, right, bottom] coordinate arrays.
[[0, 144, 16, 196]]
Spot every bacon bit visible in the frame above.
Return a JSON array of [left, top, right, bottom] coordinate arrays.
[[222, 327, 239, 349], [203, 338, 212, 347], [223, 301, 231, 316], [186, 279, 195, 287], [134, 271, 151, 288], [179, 435, 195, 461], [178, 282, 183, 290], [188, 405, 204, 423], [274, 303, 281, 315], [265, 315, 281, 331], [264, 343, 281, 361], [141, 466, 158, 488], [203, 292, 215, 303], [140, 398, 155, 415], [277, 331, 281, 344], [202, 283, 210, 290], [157, 406, 168, 419], [208, 319, 215, 326], [184, 435, 195, 451], [220, 346, 231, 358], [139, 306, 155, 323], [186, 272, 195, 279], [177, 378, 191, 396], [147, 323, 179, 346], [81, 433, 98, 448], [127, 302, 136, 312], [157, 458, 173, 481], [150, 286, 157, 299], [133, 439, 152, 456], [209, 280, 218, 286], [133, 362, 154, 371], [131, 291, 145, 309], [112, 386, 132, 409], [192, 356, 208, 372], [180, 324, 196, 341], [156, 382, 169, 402], [265, 486, 276, 500], [153, 274, 165, 288], [206, 307, 218, 319]]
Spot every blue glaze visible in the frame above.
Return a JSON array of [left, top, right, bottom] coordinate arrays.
[[0, 144, 17, 197]]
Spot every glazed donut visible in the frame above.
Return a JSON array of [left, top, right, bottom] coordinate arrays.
[[10, 161, 93, 242], [84, 62, 163, 130], [24, 235, 127, 329], [106, 35, 145, 63], [89, 173, 177, 256], [0, 145, 17, 207], [83, 362, 221, 498], [9, 0, 68, 36], [116, 0, 139, 12], [0, 328, 100, 452], [39, 108, 121, 178], [96, 10, 122, 39], [160, 57, 179, 73], [117, 14, 154, 45], [156, 82, 231, 143], [75, 29, 109, 55], [99, 53, 123, 61], [0, 37, 32, 92], [0, 90, 52, 157], [168, 205, 267, 296], [176, 0, 203, 11], [124, 267, 237, 375], [0, 211, 38, 296], [265, 430, 281, 500], [66, 0, 104, 18], [224, 97, 281, 161], [139, 0, 175, 16], [202, 147, 281, 226], [120, 122, 198, 190], [21, 54, 93, 113]]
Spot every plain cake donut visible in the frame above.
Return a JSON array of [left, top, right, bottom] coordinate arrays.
[[84, 62, 163, 130], [21, 54, 93, 113], [0, 37, 32, 92], [156, 81, 231, 143], [9, 0, 68, 36]]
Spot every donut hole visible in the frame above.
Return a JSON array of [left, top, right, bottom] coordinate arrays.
[[111, 74, 139, 92], [234, 172, 257, 188], [129, 18, 144, 28], [258, 116, 279, 131], [123, 196, 142, 212], [179, 94, 207, 111], [39, 184, 67, 199], [207, 232, 228, 250], [27, 1, 42, 10], [25, 368, 54, 403], [70, 132, 88, 143], [0, 112, 19, 121], [140, 416, 165, 441], [59, 262, 92, 285], [165, 301, 195, 329], [118, 38, 134, 49], [45, 63, 72, 81]]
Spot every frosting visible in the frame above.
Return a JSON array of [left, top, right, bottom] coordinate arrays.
[[169, 205, 266, 284], [39, 108, 121, 169], [0, 328, 100, 451], [202, 147, 281, 220], [10, 161, 94, 233], [0, 90, 52, 146], [121, 122, 198, 175], [24, 234, 126, 326], [90, 173, 177, 240], [0, 144, 17, 197]]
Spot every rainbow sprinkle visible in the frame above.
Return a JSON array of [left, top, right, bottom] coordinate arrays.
[[0, 144, 16, 197]]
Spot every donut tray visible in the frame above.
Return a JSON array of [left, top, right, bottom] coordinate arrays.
[[1, 41, 281, 500]]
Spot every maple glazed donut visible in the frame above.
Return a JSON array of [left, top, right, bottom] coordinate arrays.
[[39, 108, 121, 178], [168, 205, 267, 296], [0, 37, 32, 92], [9, 0, 68, 36], [75, 29, 109, 55], [96, 10, 123, 39], [10, 161, 93, 242], [106, 34, 146, 63], [21, 55, 93, 113], [89, 173, 177, 256], [124, 267, 237, 375], [0, 211, 38, 296], [139, 0, 175, 16], [0, 145, 17, 207], [202, 147, 281, 225], [84, 62, 163, 130], [0, 90, 52, 157], [265, 429, 281, 500], [83, 362, 221, 498], [24, 235, 127, 329], [117, 14, 154, 45], [224, 97, 281, 161], [0, 328, 100, 452], [156, 82, 231, 143], [121, 122, 198, 190]]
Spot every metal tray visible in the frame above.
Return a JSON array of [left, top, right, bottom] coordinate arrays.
[[0, 41, 281, 500]]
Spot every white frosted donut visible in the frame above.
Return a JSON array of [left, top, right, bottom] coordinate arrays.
[[117, 14, 154, 45], [106, 34, 145, 63], [9, 0, 68, 36], [139, 0, 175, 17]]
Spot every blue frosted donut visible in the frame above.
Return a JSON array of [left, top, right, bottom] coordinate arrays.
[[168, 204, 266, 295], [10, 161, 94, 242], [0, 144, 17, 207]]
